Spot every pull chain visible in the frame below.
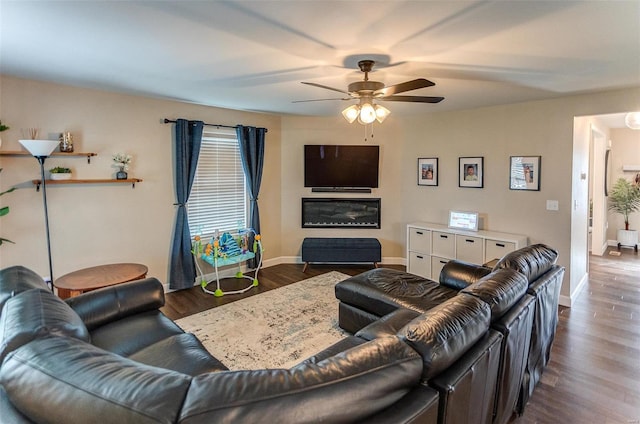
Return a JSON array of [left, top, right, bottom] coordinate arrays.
[[364, 123, 375, 142]]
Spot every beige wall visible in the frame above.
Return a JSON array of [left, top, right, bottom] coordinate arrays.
[[2, 74, 639, 306], [607, 127, 640, 240], [281, 88, 640, 306], [0, 76, 282, 285]]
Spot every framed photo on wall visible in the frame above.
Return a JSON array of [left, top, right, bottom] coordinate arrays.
[[459, 157, 484, 188], [510, 156, 541, 191], [418, 157, 438, 186]]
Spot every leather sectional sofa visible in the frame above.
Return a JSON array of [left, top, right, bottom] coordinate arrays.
[[335, 243, 565, 424], [0, 243, 563, 424]]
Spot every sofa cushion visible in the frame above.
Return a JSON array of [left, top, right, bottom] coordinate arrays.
[[89, 310, 185, 356], [0, 266, 49, 312], [1, 336, 191, 424], [399, 294, 491, 380], [128, 332, 228, 375], [178, 336, 422, 423], [65, 277, 165, 331], [335, 268, 458, 317], [439, 260, 493, 290], [0, 289, 90, 362], [493, 244, 558, 282], [461, 269, 529, 322]]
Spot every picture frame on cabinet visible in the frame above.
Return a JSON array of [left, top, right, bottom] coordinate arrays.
[[418, 157, 438, 186], [509, 156, 541, 191], [459, 157, 484, 188]]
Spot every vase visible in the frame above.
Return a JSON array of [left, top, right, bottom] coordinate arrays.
[[116, 167, 128, 180]]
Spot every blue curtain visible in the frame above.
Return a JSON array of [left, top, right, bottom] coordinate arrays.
[[236, 125, 266, 268], [169, 119, 203, 290]]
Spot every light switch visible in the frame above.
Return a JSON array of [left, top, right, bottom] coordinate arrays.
[[546, 200, 559, 211]]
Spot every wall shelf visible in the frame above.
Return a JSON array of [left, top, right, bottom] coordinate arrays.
[[0, 150, 97, 163], [32, 178, 142, 191]]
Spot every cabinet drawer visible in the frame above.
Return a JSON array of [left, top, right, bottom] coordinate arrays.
[[431, 256, 450, 281], [432, 231, 455, 258], [485, 239, 517, 262], [408, 251, 431, 279], [408, 228, 431, 254], [456, 235, 483, 264]]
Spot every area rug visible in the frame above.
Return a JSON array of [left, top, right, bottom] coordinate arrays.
[[176, 271, 350, 370]]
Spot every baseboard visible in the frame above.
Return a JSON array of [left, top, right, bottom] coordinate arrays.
[[162, 255, 406, 292], [559, 271, 589, 307]]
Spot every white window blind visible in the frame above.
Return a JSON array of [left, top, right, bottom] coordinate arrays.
[[187, 128, 247, 240]]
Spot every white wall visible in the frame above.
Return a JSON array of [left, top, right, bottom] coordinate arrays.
[[606, 127, 640, 240], [0, 76, 282, 284]]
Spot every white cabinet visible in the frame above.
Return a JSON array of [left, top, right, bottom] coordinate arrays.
[[456, 235, 484, 264], [407, 227, 432, 278], [406, 222, 528, 280]]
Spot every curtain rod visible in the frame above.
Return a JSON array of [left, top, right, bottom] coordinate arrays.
[[163, 118, 267, 132], [163, 118, 236, 130]]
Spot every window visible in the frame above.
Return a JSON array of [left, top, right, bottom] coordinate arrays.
[[187, 127, 247, 240]]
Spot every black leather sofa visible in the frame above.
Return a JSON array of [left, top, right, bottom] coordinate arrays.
[[0, 265, 489, 424], [0, 243, 563, 424], [335, 244, 565, 424]]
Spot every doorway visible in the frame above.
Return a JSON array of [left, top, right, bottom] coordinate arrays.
[[589, 125, 608, 256]]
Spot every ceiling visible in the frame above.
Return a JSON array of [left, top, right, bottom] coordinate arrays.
[[1, 1, 639, 122]]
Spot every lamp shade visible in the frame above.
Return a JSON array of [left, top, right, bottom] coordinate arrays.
[[342, 105, 360, 123], [624, 112, 640, 130], [358, 102, 376, 124], [19, 139, 59, 157], [374, 105, 390, 123]]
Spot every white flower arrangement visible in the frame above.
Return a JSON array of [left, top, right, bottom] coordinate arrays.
[[112, 153, 132, 171]]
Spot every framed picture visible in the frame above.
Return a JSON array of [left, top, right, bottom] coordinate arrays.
[[418, 157, 438, 186], [459, 157, 484, 188], [510, 156, 541, 191]]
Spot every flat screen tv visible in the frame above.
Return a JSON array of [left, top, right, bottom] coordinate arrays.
[[304, 145, 379, 188]]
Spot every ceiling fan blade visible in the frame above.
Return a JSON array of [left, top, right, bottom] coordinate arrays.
[[301, 81, 351, 95], [292, 97, 351, 103], [375, 78, 435, 96], [380, 95, 444, 103]]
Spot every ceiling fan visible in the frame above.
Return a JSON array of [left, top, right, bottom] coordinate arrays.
[[296, 60, 444, 124]]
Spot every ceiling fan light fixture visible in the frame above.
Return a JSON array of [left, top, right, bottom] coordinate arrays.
[[358, 102, 376, 125], [374, 104, 390, 123], [342, 104, 360, 123], [624, 112, 640, 130]]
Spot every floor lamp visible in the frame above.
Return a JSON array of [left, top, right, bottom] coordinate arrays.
[[19, 139, 59, 291]]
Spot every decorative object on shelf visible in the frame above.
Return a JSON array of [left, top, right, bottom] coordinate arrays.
[[18, 139, 60, 290], [608, 177, 640, 251], [417, 157, 438, 186], [22, 128, 40, 140], [193, 228, 264, 297], [59, 132, 74, 152], [459, 156, 484, 188], [0, 120, 9, 148], [49, 166, 72, 180], [0, 168, 16, 246], [112, 152, 132, 180], [509, 156, 541, 191]]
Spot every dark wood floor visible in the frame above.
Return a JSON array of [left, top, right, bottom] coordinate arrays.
[[162, 250, 640, 423]]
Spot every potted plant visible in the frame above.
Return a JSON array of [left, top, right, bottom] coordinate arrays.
[[0, 120, 9, 148], [608, 177, 640, 250], [49, 166, 73, 180]]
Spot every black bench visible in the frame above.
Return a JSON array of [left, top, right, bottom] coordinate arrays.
[[301, 237, 381, 272]]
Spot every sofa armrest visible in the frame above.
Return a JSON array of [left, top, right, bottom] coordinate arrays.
[[65, 278, 165, 330], [439, 260, 492, 290]]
